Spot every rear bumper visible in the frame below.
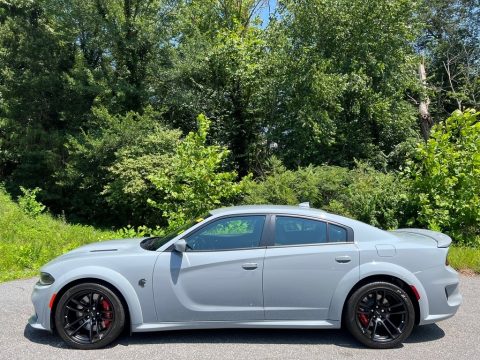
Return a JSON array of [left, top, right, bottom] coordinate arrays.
[[417, 266, 462, 325]]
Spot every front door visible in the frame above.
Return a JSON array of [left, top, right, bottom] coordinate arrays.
[[153, 215, 267, 322]]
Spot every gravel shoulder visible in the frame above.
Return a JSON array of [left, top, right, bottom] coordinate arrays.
[[0, 276, 479, 360]]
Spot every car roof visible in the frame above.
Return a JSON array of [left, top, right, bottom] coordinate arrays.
[[210, 205, 329, 219]]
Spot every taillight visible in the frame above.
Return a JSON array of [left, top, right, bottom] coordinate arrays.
[[446, 249, 450, 266]]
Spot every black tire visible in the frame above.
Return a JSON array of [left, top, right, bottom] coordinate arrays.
[[345, 281, 415, 349], [54, 282, 125, 349]]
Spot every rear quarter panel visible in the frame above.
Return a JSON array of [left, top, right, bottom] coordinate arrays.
[[355, 231, 453, 324]]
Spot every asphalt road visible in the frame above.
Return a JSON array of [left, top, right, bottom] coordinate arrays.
[[0, 276, 478, 360]]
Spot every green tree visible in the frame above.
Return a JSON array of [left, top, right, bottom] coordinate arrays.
[[47, 0, 178, 113], [0, 0, 180, 220], [0, 0, 79, 204], [161, 0, 271, 176], [262, 0, 421, 169], [417, 0, 480, 122]]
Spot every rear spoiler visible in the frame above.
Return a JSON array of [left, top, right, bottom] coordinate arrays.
[[392, 228, 452, 248]]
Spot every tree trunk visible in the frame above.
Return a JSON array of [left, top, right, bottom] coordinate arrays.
[[418, 61, 433, 140]]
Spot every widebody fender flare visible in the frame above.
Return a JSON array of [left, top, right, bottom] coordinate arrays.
[[50, 266, 143, 328], [328, 262, 428, 322]]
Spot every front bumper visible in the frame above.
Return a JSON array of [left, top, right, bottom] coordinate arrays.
[[30, 282, 55, 332], [28, 314, 48, 331], [417, 266, 462, 325]]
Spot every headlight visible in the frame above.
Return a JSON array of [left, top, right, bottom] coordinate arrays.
[[37, 272, 55, 286]]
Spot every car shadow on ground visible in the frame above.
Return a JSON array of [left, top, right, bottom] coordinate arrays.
[[23, 323, 445, 350]]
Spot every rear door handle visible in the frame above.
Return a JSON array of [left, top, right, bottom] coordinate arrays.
[[335, 256, 351, 263], [242, 263, 258, 270]]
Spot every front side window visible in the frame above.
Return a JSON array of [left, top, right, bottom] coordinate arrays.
[[141, 214, 211, 251], [185, 215, 266, 251], [274, 216, 327, 246]]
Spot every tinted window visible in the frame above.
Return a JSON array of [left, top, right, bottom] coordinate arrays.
[[329, 224, 348, 242], [186, 216, 266, 251], [274, 216, 327, 246]]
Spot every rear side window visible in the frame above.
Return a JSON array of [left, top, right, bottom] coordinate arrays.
[[185, 215, 266, 251], [274, 216, 327, 246], [329, 224, 348, 243]]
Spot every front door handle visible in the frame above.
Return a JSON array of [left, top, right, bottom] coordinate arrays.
[[242, 263, 258, 270], [335, 255, 351, 263]]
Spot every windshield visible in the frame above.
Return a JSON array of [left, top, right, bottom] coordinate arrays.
[[140, 214, 211, 251]]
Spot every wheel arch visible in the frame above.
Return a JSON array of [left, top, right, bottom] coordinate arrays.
[[328, 263, 428, 325], [340, 274, 421, 326], [48, 267, 143, 332], [50, 277, 131, 333]]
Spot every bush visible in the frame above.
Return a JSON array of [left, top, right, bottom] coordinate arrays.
[[60, 106, 181, 227], [148, 114, 245, 228], [243, 158, 407, 229], [327, 165, 409, 229], [404, 109, 480, 246], [17, 186, 46, 217]]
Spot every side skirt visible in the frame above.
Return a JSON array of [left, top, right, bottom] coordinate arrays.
[[132, 320, 341, 332]]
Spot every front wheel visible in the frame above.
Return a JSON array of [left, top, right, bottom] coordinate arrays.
[[54, 282, 125, 349], [345, 281, 415, 349]]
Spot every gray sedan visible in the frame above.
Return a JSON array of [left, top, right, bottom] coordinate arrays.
[[29, 204, 461, 349]]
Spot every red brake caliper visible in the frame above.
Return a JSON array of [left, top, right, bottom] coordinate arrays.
[[101, 299, 112, 329], [358, 314, 369, 327]]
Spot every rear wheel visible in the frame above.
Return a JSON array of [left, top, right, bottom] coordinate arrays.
[[54, 282, 125, 349], [345, 281, 415, 349]]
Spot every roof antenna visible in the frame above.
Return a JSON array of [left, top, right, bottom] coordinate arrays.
[[298, 202, 310, 208]]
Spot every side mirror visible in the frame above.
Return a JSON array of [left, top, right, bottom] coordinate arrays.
[[174, 239, 187, 253]]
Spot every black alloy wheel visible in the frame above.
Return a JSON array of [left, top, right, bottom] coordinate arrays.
[[54, 282, 125, 349], [345, 281, 415, 349]]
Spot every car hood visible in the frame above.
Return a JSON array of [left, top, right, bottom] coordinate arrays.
[[46, 238, 148, 265], [73, 238, 147, 252]]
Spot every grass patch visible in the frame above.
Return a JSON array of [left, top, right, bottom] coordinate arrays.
[[0, 190, 118, 282], [448, 246, 480, 274]]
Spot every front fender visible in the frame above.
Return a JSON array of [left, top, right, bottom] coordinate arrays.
[[47, 266, 143, 330]]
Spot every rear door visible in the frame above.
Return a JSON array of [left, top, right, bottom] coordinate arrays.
[[153, 215, 267, 322], [263, 215, 359, 320]]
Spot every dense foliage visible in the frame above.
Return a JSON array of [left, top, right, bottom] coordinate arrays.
[[243, 158, 408, 230], [262, 0, 420, 169], [59, 107, 181, 226], [0, 1, 478, 247], [405, 110, 480, 246], [148, 114, 246, 228]]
